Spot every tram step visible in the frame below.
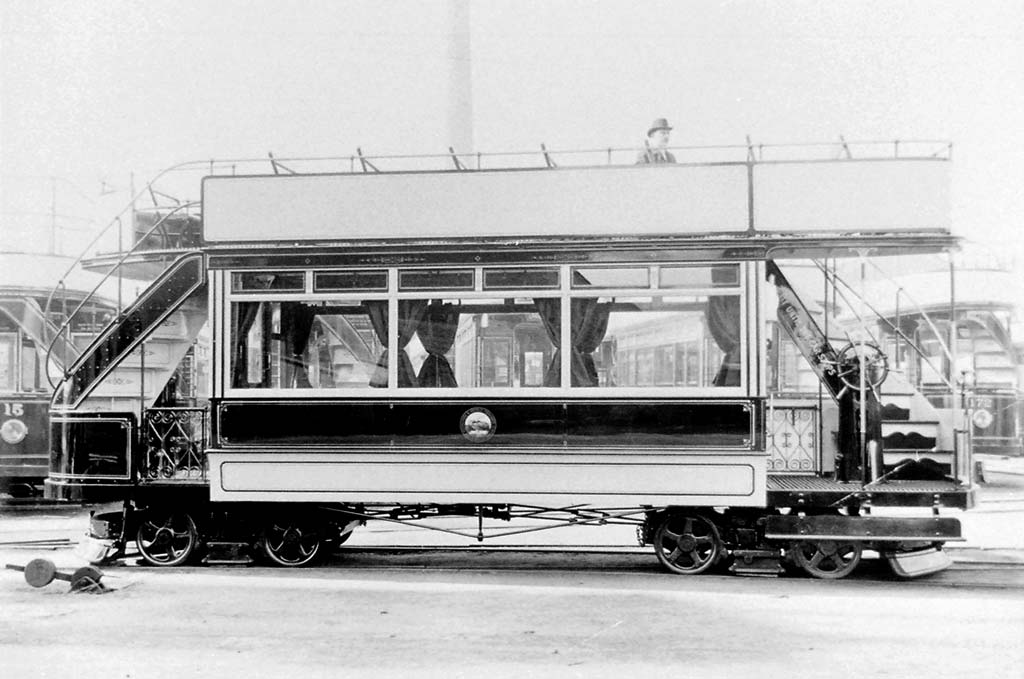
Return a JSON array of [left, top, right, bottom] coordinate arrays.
[[880, 403, 911, 420], [881, 421, 938, 437], [728, 549, 784, 577], [202, 541, 253, 566]]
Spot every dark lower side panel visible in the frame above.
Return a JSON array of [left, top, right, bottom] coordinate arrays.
[[215, 399, 758, 449]]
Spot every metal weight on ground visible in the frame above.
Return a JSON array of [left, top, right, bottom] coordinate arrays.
[[5, 558, 108, 592]]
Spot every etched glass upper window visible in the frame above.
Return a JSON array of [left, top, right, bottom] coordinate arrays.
[[571, 267, 649, 289], [231, 272, 305, 292], [313, 270, 388, 292], [398, 269, 474, 291], [659, 264, 740, 289], [483, 268, 559, 290]]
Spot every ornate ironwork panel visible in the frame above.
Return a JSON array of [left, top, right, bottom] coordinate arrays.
[[142, 407, 208, 482], [767, 407, 818, 473]]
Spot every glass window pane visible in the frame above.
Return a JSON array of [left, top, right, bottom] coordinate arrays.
[[399, 269, 474, 291], [573, 295, 743, 388], [0, 334, 15, 391], [660, 264, 740, 289], [231, 271, 305, 292], [313, 270, 388, 292], [230, 301, 385, 389], [571, 267, 649, 289], [401, 298, 560, 388], [21, 341, 40, 392], [483, 268, 559, 290]]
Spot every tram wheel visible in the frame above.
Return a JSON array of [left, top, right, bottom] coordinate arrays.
[[136, 511, 199, 567], [261, 517, 323, 567], [653, 513, 721, 575], [790, 540, 862, 579]]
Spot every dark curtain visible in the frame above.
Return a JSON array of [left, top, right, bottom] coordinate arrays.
[[707, 294, 742, 386], [364, 301, 389, 388], [570, 298, 611, 386], [363, 300, 427, 388], [417, 301, 460, 387], [534, 298, 561, 387], [231, 302, 262, 387], [364, 301, 387, 391], [282, 303, 317, 388]]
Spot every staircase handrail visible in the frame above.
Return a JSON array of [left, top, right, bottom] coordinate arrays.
[[40, 159, 208, 325], [43, 201, 200, 388], [50, 250, 204, 409]]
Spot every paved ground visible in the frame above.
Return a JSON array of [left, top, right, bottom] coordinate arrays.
[[1, 461, 1021, 678], [2, 547, 1022, 679]]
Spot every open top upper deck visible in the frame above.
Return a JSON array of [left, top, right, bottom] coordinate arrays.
[[200, 144, 953, 260]]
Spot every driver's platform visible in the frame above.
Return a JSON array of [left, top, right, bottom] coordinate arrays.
[[767, 475, 974, 510]]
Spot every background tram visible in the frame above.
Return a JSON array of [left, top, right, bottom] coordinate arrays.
[[47, 142, 977, 579], [869, 255, 1022, 457], [0, 252, 115, 497]]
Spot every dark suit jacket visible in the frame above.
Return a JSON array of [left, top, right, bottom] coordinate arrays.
[[635, 148, 677, 164]]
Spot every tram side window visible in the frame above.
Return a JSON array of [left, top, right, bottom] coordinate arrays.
[[400, 298, 560, 389], [21, 339, 41, 392], [0, 333, 15, 391], [912, 322, 949, 387], [230, 301, 384, 389], [581, 294, 742, 388]]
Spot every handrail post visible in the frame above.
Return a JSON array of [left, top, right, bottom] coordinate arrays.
[[117, 217, 124, 316], [59, 281, 68, 378], [894, 287, 904, 371], [858, 253, 869, 483]]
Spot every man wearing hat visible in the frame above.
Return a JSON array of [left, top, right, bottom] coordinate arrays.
[[636, 118, 676, 164]]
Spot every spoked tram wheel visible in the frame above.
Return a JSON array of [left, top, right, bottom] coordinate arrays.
[[653, 513, 722, 575], [790, 540, 863, 579], [261, 517, 324, 567], [136, 511, 199, 567]]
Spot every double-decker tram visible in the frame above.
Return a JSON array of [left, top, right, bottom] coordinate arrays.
[[51, 141, 977, 578], [0, 252, 115, 497]]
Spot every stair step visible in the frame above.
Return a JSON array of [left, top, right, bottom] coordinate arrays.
[[883, 450, 952, 465], [882, 421, 938, 435], [883, 434, 938, 449], [880, 404, 911, 420]]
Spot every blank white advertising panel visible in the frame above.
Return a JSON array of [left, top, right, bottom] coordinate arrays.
[[752, 159, 950, 233], [202, 164, 751, 242]]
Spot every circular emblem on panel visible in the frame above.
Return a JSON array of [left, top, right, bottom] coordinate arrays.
[[1, 418, 28, 445], [971, 408, 994, 430], [460, 407, 496, 444]]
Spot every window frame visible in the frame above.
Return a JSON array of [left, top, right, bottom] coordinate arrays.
[[221, 262, 748, 397]]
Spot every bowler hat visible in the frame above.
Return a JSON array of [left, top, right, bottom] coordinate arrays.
[[647, 118, 673, 137]]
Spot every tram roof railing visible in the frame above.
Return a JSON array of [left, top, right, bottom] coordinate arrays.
[[75, 137, 953, 254]]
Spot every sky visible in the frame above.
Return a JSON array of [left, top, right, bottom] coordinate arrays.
[[1, 1, 1023, 297]]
